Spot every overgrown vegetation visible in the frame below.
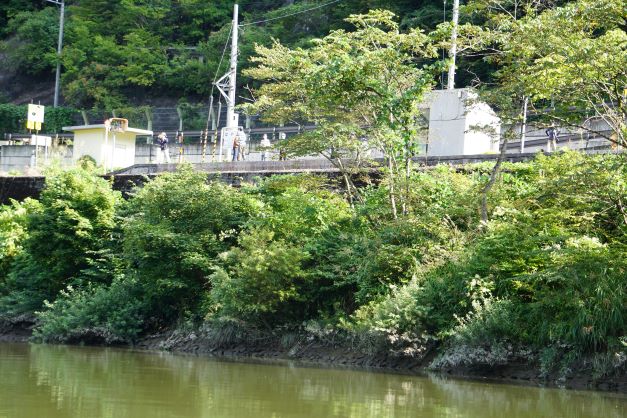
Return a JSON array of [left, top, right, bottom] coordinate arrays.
[[0, 152, 625, 378], [0, 0, 447, 109], [0, 1, 624, 382]]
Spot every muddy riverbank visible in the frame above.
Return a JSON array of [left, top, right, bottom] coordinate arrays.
[[2, 318, 625, 392]]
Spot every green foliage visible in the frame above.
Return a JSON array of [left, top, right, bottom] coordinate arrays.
[[1, 168, 119, 314], [0, 0, 448, 107], [0, 151, 623, 367], [244, 10, 440, 217], [352, 152, 627, 356], [0, 199, 40, 292], [1, 7, 58, 75], [44, 106, 79, 133], [121, 166, 260, 322], [33, 276, 146, 344], [0, 103, 78, 135], [209, 229, 309, 324], [209, 174, 353, 323], [462, 0, 627, 144], [0, 104, 26, 135]]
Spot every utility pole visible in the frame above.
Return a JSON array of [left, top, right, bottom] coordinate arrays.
[[227, 4, 239, 129], [216, 4, 239, 129], [215, 4, 239, 161], [46, 0, 65, 107], [447, 0, 459, 90]]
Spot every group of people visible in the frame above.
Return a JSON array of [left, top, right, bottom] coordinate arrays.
[[154, 124, 562, 164], [153, 129, 281, 163], [232, 129, 282, 162]]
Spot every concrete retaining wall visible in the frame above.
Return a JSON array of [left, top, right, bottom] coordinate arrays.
[[0, 145, 73, 174]]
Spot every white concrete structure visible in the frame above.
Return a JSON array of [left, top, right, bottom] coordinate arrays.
[[426, 89, 500, 156], [63, 124, 152, 169]]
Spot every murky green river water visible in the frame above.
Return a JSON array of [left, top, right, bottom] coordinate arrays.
[[0, 343, 625, 418]]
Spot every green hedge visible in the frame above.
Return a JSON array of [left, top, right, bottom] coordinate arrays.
[[0, 103, 78, 135]]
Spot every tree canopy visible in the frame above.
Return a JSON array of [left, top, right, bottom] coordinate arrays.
[[0, 0, 446, 108]]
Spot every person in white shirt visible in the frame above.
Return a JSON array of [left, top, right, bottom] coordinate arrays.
[[260, 134, 272, 161], [156, 132, 171, 163], [237, 127, 247, 161]]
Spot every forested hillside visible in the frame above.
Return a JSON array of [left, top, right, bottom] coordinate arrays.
[[0, 0, 446, 108], [0, 0, 623, 146]]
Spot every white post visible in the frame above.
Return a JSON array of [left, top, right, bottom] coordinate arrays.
[[521, 96, 528, 153], [111, 132, 116, 172], [447, 0, 459, 90], [219, 128, 224, 162], [226, 4, 239, 129], [104, 127, 109, 173]]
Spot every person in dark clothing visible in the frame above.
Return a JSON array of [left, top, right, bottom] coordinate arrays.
[[545, 125, 559, 152], [156, 132, 171, 163]]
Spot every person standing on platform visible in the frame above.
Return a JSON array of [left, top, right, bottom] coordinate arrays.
[[232, 135, 240, 161], [156, 132, 171, 163], [545, 125, 560, 152], [237, 127, 247, 161], [260, 134, 271, 161]]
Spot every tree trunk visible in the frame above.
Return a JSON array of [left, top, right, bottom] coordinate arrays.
[[388, 157, 398, 219], [480, 137, 509, 223]]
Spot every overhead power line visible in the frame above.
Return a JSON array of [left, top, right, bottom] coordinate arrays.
[[239, 0, 344, 27], [205, 22, 234, 131], [211, 23, 234, 94]]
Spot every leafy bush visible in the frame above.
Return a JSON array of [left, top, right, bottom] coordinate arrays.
[[1, 169, 119, 314], [450, 298, 519, 347], [121, 166, 261, 322], [0, 199, 40, 290], [0, 103, 26, 135], [0, 103, 77, 135], [0, 151, 623, 369], [209, 229, 309, 324], [33, 276, 146, 344], [250, 179, 353, 244], [521, 238, 626, 351], [352, 153, 627, 359]]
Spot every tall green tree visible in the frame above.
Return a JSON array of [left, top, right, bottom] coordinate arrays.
[[244, 10, 440, 217], [461, 0, 627, 145]]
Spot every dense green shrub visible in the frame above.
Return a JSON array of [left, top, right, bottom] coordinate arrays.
[[208, 176, 353, 324], [0, 151, 623, 365], [0, 103, 78, 135], [0, 103, 26, 135], [1, 169, 119, 315], [209, 229, 309, 324], [0, 199, 40, 291], [33, 276, 146, 344], [352, 152, 627, 357], [250, 177, 353, 244], [121, 167, 261, 322], [522, 238, 626, 351]]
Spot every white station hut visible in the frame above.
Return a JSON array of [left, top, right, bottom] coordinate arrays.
[[425, 0, 501, 156], [63, 119, 152, 170], [425, 89, 501, 156]]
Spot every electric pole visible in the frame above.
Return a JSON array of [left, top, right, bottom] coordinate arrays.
[[46, 0, 65, 107], [227, 4, 239, 129], [214, 4, 239, 161], [447, 0, 459, 90]]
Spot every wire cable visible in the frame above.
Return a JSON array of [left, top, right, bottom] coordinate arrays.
[[205, 22, 233, 131], [239, 0, 344, 27]]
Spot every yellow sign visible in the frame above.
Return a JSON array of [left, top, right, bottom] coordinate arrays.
[[27, 104, 45, 123], [26, 121, 42, 131]]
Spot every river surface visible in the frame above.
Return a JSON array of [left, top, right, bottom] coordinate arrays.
[[0, 343, 625, 418]]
